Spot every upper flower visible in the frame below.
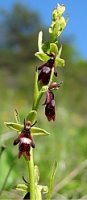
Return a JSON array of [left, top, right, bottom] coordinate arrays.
[[38, 55, 57, 85]]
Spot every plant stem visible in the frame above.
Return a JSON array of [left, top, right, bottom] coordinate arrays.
[[28, 58, 55, 200], [28, 148, 35, 200], [32, 92, 43, 111]]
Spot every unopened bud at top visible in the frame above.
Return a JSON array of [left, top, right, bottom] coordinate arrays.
[[52, 4, 65, 21]]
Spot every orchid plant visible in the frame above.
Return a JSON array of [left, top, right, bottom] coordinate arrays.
[[5, 4, 67, 200]]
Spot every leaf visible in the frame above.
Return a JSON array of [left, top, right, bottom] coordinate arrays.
[[50, 43, 58, 55], [47, 161, 58, 200], [5, 122, 23, 132], [16, 184, 28, 192], [26, 110, 37, 123], [35, 52, 49, 62], [38, 31, 43, 52], [31, 127, 50, 136]]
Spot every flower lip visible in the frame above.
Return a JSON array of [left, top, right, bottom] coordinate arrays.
[[44, 90, 54, 105], [45, 100, 55, 121], [43, 66, 51, 73], [20, 137, 32, 145]]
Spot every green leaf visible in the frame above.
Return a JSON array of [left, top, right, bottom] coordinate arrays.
[[35, 52, 49, 62], [5, 122, 23, 132], [47, 161, 58, 200], [38, 31, 43, 52], [31, 127, 50, 136], [16, 184, 28, 192], [50, 43, 58, 55], [55, 56, 65, 67], [26, 110, 37, 123]]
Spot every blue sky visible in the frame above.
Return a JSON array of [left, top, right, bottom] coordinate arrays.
[[0, 0, 87, 59]]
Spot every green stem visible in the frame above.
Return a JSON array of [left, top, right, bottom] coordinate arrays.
[[28, 148, 35, 200], [28, 51, 55, 200], [32, 92, 43, 111]]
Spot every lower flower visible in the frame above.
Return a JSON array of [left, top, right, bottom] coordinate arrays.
[[45, 99, 55, 121], [13, 120, 35, 160], [44, 90, 55, 121]]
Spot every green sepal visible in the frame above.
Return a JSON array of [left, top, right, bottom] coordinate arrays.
[[5, 122, 50, 136], [38, 31, 43, 52], [55, 56, 65, 67], [16, 184, 28, 192], [31, 127, 50, 136], [5, 122, 23, 132], [47, 161, 58, 200], [49, 43, 58, 55], [35, 52, 49, 62], [26, 110, 37, 123]]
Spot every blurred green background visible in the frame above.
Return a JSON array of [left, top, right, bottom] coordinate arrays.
[[0, 3, 87, 200]]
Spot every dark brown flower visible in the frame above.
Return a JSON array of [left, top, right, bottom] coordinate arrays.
[[13, 120, 35, 160], [44, 90, 55, 121], [38, 57, 57, 85], [43, 81, 63, 121]]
